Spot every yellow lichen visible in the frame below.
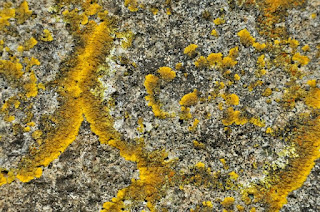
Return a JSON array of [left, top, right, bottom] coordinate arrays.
[[179, 89, 198, 106], [304, 88, 320, 109], [307, 79, 316, 88], [15, 1, 32, 25], [253, 42, 266, 51], [188, 118, 199, 131], [24, 37, 38, 51], [207, 52, 223, 67], [202, 201, 213, 208], [221, 197, 235, 207], [292, 53, 310, 66], [211, 29, 218, 37], [222, 93, 240, 105], [213, 17, 225, 25], [124, 0, 139, 12], [184, 44, 198, 57], [0, 6, 15, 30], [157, 67, 176, 81], [257, 54, 266, 68], [237, 28, 255, 46], [144, 74, 159, 95], [41, 29, 53, 42], [222, 107, 248, 126], [24, 71, 38, 98], [250, 117, 265, 127], [262, 87, 272, 97], [193, 140, 205, 149], [195, 162, 205, 169], [302, 44, 310, 52], [234, 74, 240, 81], [194, 56, 208, 68]]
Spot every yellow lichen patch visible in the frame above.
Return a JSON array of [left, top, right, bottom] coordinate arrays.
[[287, 37, 299, 49], [41, 29, 53, 42], [253, 42, 266, 51], [228, 46, 239, 59], [157, 67, 176, 81], [124, 0, 139, 12], [23, 57, 40, 71], [257, 54, 266, 68], [180, 106, 192, 120], [229, 171, 239, 180], [220, 158, 229, 170], [250, 117, 265, 127], [236, 204, 245, 212], [222, 56, 237, 68], [266, 127, 273, 134], [237, 28, 255, 46], [15, 1, 32, 25], [307, 79, 317, 88], [32, 130, 42, 140], [195, 162, 205, 169], [13, 20, 115, 184], [150, 7, 159, 15], [0, 169, 15, 186], [137, 117, 144, 133], [0, 59, 24, 80], [144, 74, 159, 95], [211, 29, 218, 37], [222, 93, 240, 105], [203, 201, 213, 208], [262, 87, 272, 97], [207, 52, 223, 67], [304, 88, 320, 109], [222, 107, 248, 126], [213, 17, 225, 25], [5, 115, 15, 122], [175, 62, 182, 70], [184, 44, 198, 57], [24, 71, 38, 98], [84, 3, 101, 16], [193, 140, 205, 149], [234, 74, 240, 81], [0, 6, 15, 30], [292, 53, 310, 66], [194, 56, 208, 68], [116, 30, 134, 49], [221, 197, 235, 207], [179, 89, 198, 106], [188, 118, 199, 131], [23, 37, 38, 51], [302, 44, 310, 52], [251, 116, 320, 211]]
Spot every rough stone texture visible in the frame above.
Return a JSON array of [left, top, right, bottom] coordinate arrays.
[[0, 0, 319, 211]]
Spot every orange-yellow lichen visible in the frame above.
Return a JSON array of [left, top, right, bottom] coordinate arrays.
[[253, 42, 267, 51], [144, 74, 159, 95], [250, 117, 266, 127], [184, 44, 198, 57], [292, 52, 310, 66], [41, 29, 54, 42], [194, 56, 208, 68], [211, 29, 218, 37], [221, 197, 235, 207], [15, 1, 32, 25], [23, 37, 38, 51], [203, 201, 213, 208], [262, 87, 272, 97], [222, 107, 248, 126], [24, 70, 38, 98], [179, 89, 198, 106], [302, 44, 310, 52], [157, 67, 176, 81], [213, 17, 225, 25], [237, 28, 255, 46], [193, 140, 205, 149], [207, 52, 223, 67], [222, 56, 237, 68], [0, 59, 24, 80], [307, 79, 317, 88], [222, 93, 240, 105], [257, 54, 266, 68], [304, 88, 320, 109], [234, 74, 240, 81], [124, 0, 139, 12], [188, 118, 199, 131], [0, 6, 15, 30]]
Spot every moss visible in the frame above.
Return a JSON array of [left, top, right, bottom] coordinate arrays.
[[184, 44, 198, 57], [157, 67, 176, 81], [179, 89, 198, 106]]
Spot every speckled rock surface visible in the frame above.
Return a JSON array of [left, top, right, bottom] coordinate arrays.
[[0, 0, 319, 211]]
